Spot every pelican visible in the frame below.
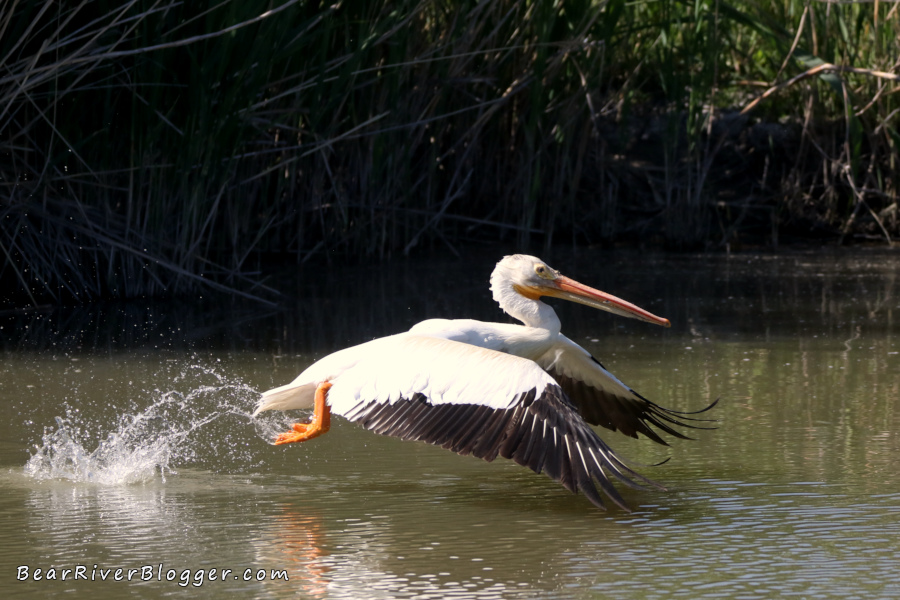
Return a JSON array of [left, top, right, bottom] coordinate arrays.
[[254, 254, 713, 510]]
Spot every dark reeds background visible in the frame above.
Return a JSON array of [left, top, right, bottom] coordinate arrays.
[[1, 0, 898, 307]]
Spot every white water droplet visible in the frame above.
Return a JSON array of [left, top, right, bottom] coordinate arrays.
[[24, 364, 281, 485]]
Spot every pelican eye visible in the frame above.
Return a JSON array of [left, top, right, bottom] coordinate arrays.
[[534, 264, 555, 279]]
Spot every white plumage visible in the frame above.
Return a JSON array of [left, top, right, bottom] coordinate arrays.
[[254, 254, 714, 510]]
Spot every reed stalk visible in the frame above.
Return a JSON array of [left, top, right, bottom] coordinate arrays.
[[1, 0, 897, 306]]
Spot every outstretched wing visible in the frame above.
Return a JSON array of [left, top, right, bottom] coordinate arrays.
[[535, 334, 716, 445], [325, 334, 660, 510]]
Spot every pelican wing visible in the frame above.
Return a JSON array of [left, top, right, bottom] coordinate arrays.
[[536, 335, 714, 445], [325, 334, 659, 510]]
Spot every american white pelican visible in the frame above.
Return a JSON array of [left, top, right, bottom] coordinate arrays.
[[254, 254, 714, 510]]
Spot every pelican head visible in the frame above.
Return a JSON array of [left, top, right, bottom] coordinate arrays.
[[490, 254, 671, 327]]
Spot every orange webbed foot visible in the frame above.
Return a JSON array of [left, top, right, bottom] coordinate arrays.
[[273, 382, 332, 446], [274, 428, 310, 445], [274, 423, 329, 445]]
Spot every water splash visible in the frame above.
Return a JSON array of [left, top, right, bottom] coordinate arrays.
[[23, 362, 294, 485]]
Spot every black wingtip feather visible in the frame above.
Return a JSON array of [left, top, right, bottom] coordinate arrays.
[[550, 367, 719, 446], [343, 384, 671, 511]]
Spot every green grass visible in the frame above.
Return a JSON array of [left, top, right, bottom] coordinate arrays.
[[1, 0, 897, 305]]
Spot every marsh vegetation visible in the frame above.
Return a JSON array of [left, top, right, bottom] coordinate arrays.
[[1, 0, 897, 306]]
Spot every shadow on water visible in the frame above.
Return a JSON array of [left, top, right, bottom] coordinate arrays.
[[2, 247, 898, 355]]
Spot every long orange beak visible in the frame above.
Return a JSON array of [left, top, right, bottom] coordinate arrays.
[[546, 275, 671, 327]]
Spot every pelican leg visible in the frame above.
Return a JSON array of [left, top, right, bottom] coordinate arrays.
[[274, 382, 332, 445]]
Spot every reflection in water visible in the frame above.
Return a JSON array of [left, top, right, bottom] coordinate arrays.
[[256, 508, 330, 598], [23, 479, 204, 566], [3, 248, 898, 357], [563, 480, 900, 598], [253, 500, 562, 599]]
